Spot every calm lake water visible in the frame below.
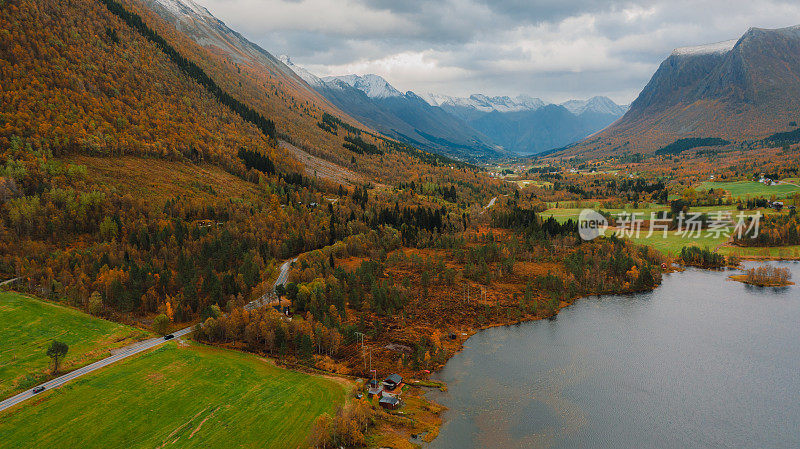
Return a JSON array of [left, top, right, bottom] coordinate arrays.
[[427, 261, 800, 449]]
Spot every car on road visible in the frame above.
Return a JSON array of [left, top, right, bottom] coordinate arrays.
[[32, 386, 45, 394], [163, 334, 175, 340]]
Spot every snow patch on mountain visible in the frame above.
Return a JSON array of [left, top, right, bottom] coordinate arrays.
[[515, 95, 546, 110], [672, 39, 737, 56], [430, 93, 623, 116], [426, 94, 547, 113], [152, 0, 210, 19], [322, 74, 402, 99], [561, 96, 626, 115], [278, 55, 324, 87], [277, 58, 624, 119]]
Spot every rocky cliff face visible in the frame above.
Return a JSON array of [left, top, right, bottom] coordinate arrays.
[[564, 25, 800, 157]]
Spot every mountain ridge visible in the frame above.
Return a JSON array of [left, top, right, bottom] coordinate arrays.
[[283, 60, 626, 156], [560, 24, 800, 157]]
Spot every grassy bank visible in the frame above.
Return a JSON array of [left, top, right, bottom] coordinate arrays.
[[0, 291, 149, 399], [0, 342, 350, 448]]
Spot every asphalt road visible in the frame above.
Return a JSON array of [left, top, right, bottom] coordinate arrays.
[[480, 197, 497, 214], [0, 277, 20, 287], [244, 258, 296, 311], [0, 259, 295, 413]]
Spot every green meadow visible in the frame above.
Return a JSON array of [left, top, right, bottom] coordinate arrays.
[[697, 180, 800, 199], [622, 229, 729, 256], [0, 291, 149, 399], [718, 245, 800, 259], [0, 342, 350, 448]]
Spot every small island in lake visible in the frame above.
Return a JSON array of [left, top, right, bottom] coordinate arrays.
[[730, 265, 794, 287]]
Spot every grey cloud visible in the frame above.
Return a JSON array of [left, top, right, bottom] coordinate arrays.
[[199, 0, 800, 102]]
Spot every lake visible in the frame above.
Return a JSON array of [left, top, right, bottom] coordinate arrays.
[[427, 261, 800, 449]]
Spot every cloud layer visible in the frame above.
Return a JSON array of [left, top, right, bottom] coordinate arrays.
[[199, 0, 800, 102]]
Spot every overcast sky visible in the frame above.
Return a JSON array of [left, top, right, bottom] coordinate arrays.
[[198, 0, 800, 103]]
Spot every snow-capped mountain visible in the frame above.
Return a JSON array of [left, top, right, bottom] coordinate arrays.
[[279, 55, 325, 87], [274, 63, 503, 158], [428, 92, 624, 123], [421, 93, 626, 154], [322, 74, 402, 99], [425, 93, 546, 115], [282, 58, 626, 156], [560, 96, 628, 116]]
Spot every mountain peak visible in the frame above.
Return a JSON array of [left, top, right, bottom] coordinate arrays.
[[322, 74, 402, 99], [564, 22, 800, 156], [515, 95, 546, 110], [560, 96, 626, 115], [431, 93, 546, 113], [278, 55, 324, 87]]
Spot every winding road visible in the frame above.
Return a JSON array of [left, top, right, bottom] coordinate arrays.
[[244, 258, 296, 311], [0, 277, 20, 287], [480, 196, 497, 215], [0, 259, 296, 413]]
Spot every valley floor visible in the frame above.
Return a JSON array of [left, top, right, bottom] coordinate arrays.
[[0, 340, 350, 448], [0, 291, 150, 399]]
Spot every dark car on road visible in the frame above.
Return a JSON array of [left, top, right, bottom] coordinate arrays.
[[32, 386, 45, 394], [163, 334, 175, 340]]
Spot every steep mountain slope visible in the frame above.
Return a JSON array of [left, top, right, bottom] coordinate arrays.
[[563, 25, 800, 157], [133, 0, 386, 168], [140, 0, 504, 161], [0, 0, 275, 165]]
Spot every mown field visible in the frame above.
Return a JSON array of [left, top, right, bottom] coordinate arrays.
[[697, 180, 800, 199], [623, 229, 729, 256], [719, 245, 800, 259], [0, 292, 149, 399], [0, 342, 350, 448]]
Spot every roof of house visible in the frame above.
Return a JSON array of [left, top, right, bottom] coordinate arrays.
[[379, 396, 400, 405], [385, 373, 403, 384]]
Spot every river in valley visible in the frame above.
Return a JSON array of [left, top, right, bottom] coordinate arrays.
[[426, 261, 800, 449]]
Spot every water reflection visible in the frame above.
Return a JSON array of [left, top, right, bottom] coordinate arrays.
[[428, 261, 799, 449]]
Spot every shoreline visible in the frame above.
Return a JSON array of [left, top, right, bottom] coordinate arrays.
[[409, 280, 669, 447], [417, 260, 797, 448]]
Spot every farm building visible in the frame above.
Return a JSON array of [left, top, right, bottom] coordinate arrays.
[[367, 379, 383, 398], [379, 395, 401, 410], [383, 374, 403, 391]]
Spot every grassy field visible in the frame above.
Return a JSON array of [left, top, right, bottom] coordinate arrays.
[[719, 245, 800, 259], [697, 180, 800, 199], [542, 205, 670, 223], [0, 292, 149, 399], [622, 229, 729, 256], [0, 342, 350, 448]]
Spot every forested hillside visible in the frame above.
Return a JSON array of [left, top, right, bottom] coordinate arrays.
[[0, 0, 504, 325], [0, 0, 278, 166]]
